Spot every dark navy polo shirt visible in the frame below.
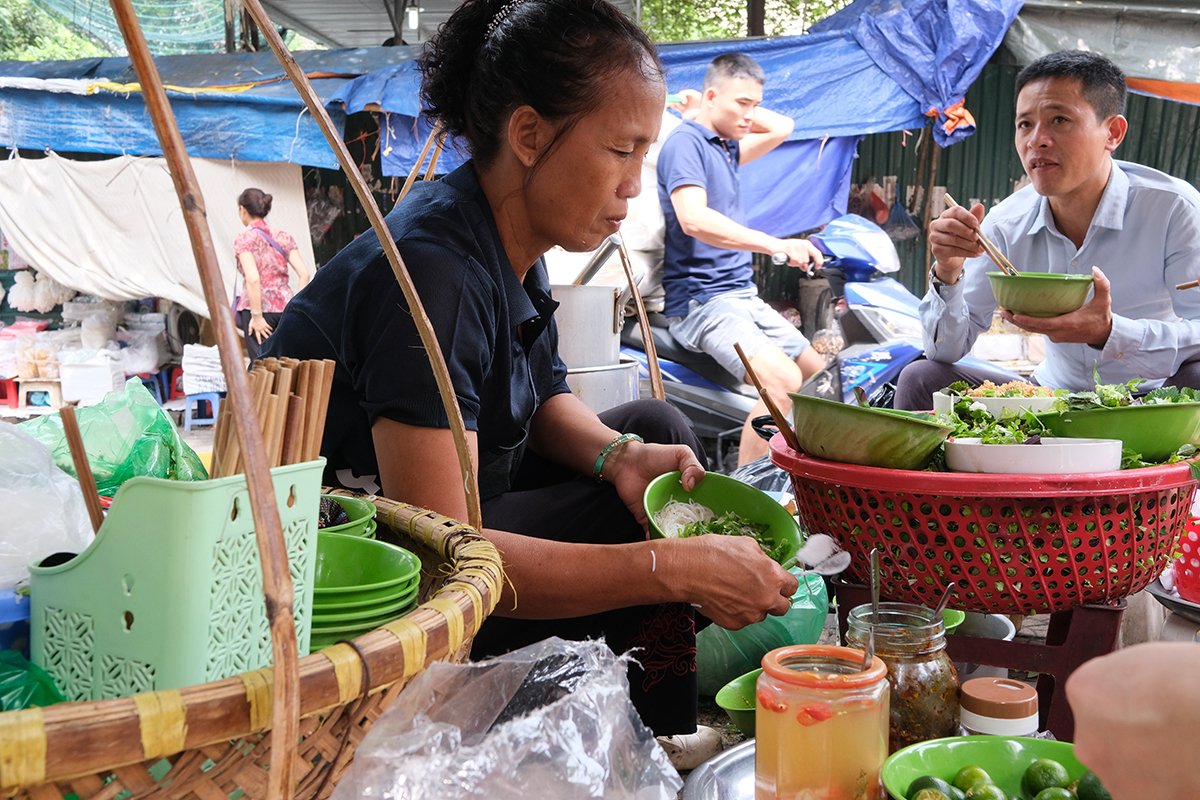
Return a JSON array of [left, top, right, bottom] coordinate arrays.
[[657, 118, 755, 318], [263, 162, 570, 498]]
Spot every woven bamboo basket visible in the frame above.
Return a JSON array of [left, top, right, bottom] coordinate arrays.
[[0, 496, 502, 798]]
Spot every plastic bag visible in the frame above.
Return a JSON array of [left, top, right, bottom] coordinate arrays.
[[884, 183, 921, 242], [331, 637, 682, 800], [0, 651, 65, 710], [19, 378, 207, 497], [0, 425, 94, 590], [696, 571, 829, 697]]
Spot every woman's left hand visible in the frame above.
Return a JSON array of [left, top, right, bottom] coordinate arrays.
[[603, 441, 704, 531]]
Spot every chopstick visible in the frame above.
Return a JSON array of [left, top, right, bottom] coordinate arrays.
[[59, 404, 104, 534], [944, 193, 1020, 276], [210, 357, 336, 477], [1177, 279, 1200, 291], [734, 342, 801, 452]]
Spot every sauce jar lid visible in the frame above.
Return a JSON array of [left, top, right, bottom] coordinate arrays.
[[959, 677, 1038, 719]]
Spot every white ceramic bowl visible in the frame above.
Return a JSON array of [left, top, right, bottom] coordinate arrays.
[[944, 437, 1123, 474], [932, 391, 1058, 418]]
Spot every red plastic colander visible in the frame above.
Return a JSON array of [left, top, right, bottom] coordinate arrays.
[[771, 436, 1198, 615], [1175, 518, 1200, 603]]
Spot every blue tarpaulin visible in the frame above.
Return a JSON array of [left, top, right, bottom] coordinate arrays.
[[0, 0, 1019, 233]]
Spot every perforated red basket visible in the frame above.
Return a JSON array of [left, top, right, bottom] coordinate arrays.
[[771, 436, 1198, 614]]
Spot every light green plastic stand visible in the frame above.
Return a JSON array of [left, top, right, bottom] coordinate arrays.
[[30, 459, 324, 701]]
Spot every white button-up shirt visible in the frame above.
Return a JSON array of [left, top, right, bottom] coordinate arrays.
[[921, 160, 1200, 390]]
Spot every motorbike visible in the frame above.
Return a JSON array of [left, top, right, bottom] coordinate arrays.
[[615, 213, 1015, 467]]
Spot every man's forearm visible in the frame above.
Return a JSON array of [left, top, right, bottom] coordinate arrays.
[[679, 205, 782, 254]]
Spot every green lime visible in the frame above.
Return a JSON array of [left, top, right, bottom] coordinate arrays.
[[964, 786, 1006, 800], [1034, 789, 1073, 800], [909, 776, 956, 799], [1076, 770, 1112, 800], [912, 790, 950, 800], [953, 765, 994, 792], [1022, 758, 1071, 796]]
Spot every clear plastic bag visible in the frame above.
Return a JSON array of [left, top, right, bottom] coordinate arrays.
[[0, 425, 94, 590], [331, 637, 683, 800], [19, 378, 207, 497], [696, 571, 829, 697]]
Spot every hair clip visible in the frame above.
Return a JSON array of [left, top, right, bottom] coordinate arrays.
[[485, 0, 523, 38]]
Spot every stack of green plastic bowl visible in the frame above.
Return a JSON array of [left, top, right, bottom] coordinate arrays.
[[319, 494, 378, 539], [309, 532, 422, 649]]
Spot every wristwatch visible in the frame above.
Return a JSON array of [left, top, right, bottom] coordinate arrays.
[[928, 261, 960, 291]]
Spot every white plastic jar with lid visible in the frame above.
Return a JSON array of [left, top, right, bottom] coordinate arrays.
[[959, 677, 1039, 737]]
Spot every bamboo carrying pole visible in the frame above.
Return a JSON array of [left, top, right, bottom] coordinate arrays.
[[106, 4, 301, 797], [58, 405, 104, 535], [615, 240, 665, 401], [240, 0, 482, 533]]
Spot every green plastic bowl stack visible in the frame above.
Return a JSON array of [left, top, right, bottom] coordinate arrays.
[[310, 532, 422, 649], [987, 271, 1094, 317], [788, 394, 954, 470], [319, 494, 378, 538]]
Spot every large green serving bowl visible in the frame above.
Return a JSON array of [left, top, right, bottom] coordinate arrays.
[[882, 736, 1085, 800], [988, 271, 1094, 317], [789, 394, 953, 470], [1036, 402, 1200, 462], [643, 471, 801, 565]]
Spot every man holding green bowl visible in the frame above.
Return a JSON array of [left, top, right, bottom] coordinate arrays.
[[896, 50, 1200, 410]]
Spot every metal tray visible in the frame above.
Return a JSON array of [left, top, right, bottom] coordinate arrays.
[[1147, 577, 1200, 625], [681, 739, 755, 800]]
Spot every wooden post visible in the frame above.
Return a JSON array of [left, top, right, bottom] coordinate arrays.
[[240, 0, 483, 533], [105, 4, 300, 797]]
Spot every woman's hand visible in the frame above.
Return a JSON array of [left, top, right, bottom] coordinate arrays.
[[247, 313, 274, 344], [660, 535, 798, 630], [603, 440, 705, 530]]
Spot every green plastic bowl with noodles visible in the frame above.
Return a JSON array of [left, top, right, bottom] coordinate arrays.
[[788, 393, 953, 470], [987, 271, 1094, 318], [643, 471, 801, 566]]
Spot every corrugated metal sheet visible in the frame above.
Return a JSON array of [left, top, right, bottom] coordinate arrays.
[[848, 61, 1200, 295]]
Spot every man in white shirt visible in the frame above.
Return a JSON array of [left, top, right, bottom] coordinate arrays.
[[895, 50, 1200, 409]]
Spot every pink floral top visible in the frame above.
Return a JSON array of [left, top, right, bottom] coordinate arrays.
[[233, 220, 298, 313]]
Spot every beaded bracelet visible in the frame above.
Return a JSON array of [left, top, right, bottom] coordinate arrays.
[[593, 433, 643, 480]]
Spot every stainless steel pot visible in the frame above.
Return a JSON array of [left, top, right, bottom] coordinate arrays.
[[552, 284, 621, 368], [565, 358, 638, 414]]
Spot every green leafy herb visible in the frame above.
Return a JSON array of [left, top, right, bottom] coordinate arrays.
[[678, 511, 786, 560]]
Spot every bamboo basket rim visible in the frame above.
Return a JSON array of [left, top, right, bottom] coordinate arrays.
[[0, 497, 502, 793]]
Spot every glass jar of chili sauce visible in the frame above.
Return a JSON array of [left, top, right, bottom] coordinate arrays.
[[755, 644, 889, 800], [846, 602, 960, 753]]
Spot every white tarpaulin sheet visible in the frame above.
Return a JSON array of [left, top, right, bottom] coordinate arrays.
[[0, 153, 314, 317]]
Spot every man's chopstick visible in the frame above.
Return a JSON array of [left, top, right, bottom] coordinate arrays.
[[944, 193, 1020, 276]]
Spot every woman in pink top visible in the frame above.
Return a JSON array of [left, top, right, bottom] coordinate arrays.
[[234, 187, 311, 359]]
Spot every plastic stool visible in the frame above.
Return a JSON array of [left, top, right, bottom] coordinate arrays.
[[133, 372, 164, 404], [17, 379, 63, 410], [162, 366, 184, 401], [183, 392, 223, 431], [833, 578, 1124, 741], [0, 378, 17, 409]]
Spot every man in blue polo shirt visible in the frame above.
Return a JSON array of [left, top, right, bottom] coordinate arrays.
[[658, 52, 825, 465]]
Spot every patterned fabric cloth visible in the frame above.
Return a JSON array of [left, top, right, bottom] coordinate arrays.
[[233, 220, 297, 313]]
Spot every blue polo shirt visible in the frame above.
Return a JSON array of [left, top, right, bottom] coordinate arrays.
[[657, 118, 754, 318], [263, 163, 570, 498]]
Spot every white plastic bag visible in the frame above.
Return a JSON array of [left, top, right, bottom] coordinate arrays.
[[0, 425, 94, 590], [331, 637, 682, 800]]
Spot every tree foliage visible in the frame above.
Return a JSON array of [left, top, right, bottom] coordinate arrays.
[[642, 0, 851, 43], [0, 0, 105, 61]]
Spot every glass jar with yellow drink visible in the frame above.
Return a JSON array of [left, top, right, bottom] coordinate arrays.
[[755, 644, 889, 800]]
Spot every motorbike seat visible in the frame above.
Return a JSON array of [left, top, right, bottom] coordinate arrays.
[[621, 315, 750, 394]]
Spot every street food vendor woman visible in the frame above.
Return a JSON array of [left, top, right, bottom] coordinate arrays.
[[263, 0, 797, 754]]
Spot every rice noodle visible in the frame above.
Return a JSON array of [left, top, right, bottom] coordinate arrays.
[[655, 498, 715, 538]]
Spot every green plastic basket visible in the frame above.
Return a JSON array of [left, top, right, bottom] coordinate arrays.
[[30, 459, 324, 702]]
